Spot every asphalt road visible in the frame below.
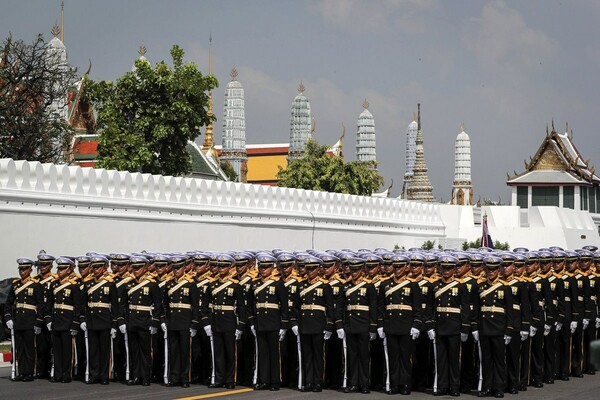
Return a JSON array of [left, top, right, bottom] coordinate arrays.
[[1, 366, 599, 400]]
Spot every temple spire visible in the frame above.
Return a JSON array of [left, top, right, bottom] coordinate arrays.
[[61, 0, 64, 43], [406, 104, 435, 202], [356, 99, 376, 166], [202, 34, 215, 152]]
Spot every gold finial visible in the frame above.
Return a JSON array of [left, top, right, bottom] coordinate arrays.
[[551, 118, 555, 132], [565, 121, 568, 134], [298, 81, 305, 94], [230, 67, 238, 80], [138, 44, 147, 57], [51, 23, 61, 38], [61, 0, 64, 43], [412, 112, 417, 122], [208, 33, 213, 76], [362, 99, 369, 109], [461, 122, 465, 132]]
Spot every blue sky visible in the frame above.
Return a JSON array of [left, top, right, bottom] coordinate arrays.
[[3, 0, 600, 202]]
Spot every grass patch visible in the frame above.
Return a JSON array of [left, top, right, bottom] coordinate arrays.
[[0, 343, 12, 352]]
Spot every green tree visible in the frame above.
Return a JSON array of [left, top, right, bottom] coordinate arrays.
[[87, 45, 217, 175], [462, 238, 510, 251], [277, 139, 384, 196], [0, 34, 78, 162], [220, 161, 238, 182]]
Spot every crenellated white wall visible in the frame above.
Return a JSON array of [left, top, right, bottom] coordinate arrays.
[[0, 159, 444, 278]]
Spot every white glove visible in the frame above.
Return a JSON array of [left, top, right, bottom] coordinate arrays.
[[556, 322, 563, 331], [250, 325, 256, 337], [279, 329, 286, 342], [570, 321, 578, 333], [150, 326, 158, 335], [427, 329, 436, 341], [520, 331, 529, 341], [235, 329, 242, 340], [161, 323, 167, 333], [119, 324, 127, 334], [530, 326, 537, 337], [190, 328, 197, 338], [460, 332, 468, 342], [204, 325, 213, 337], [596, 317, 600, 329], [377, 327, 386, 339], [292, 325, 299, 336], [504, 335, 511, 345], [70, 329, 78, 336], [583, 318, 590, 330], [411, 327, 420, 340], [544, 324, 551, 336], [46, 322, 52, 332], [369, 332, 377, 341], [472, 330, 479, 342], [110, 328, 117, 339], [6, 320, 13, 330], [336, 328, 345, 339], [81, 322, 87, 332], [34, 326, 42, 335], [324, 331, 332, 340]]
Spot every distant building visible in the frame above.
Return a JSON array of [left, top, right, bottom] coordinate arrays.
[[356, 99, 376, 165], [288, 83, 312, 162], [451, 125, 473, 205], [406, 104, 435, 202], [507, 123, 600, 212], [220, 67, 248, 182], [401, 115, 418, 199]]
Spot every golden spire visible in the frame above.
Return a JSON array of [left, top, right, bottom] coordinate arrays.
[[298, 81, 305, 94], [339, 123, 346, 154], [202, 34, 214, 152], [61, 0, 64, 43], [138, 43, 147, 57], [230, 66, 238, 80], [51, 23, 61, 38], [362, 99, 369, 109]]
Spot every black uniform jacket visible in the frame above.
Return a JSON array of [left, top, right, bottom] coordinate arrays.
[[377, 277, 423, 335]]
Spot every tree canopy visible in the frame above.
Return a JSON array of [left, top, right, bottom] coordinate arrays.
[[0, 34, 77, 162], [87, 45, 217, 176], [277, 139, 384, 196]]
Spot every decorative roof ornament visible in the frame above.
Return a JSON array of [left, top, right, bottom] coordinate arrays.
[[230, 67, 238, 80], [363, 99, 369, 110], [51, 23, 61, 38], [461, 122, 465, 132], [61, 0, 64, 43], [138, 44, 147, 57], [298, 81, 305, 94]]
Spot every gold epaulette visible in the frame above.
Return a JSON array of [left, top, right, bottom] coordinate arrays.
[[408, 276, 419, 283], [319, 277, 330, 284], [103, 274, 114, 283], [291, 271, 306, 282], [145, 274, 156, 282], [333, 272, 347, 284], [477, 276, 487, 284], [82, 275, 94, 283], [12, 277, 20, 284]]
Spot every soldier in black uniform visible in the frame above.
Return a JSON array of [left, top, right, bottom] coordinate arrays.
[[81, 255, 120, 385], [234, 252, 257, 387], [202, 254, 246, 389], [578, 249, 597, 375], [431, 255, 471, 397], [163, 256, 199, 387], [294, 256, 334, 392], [377, 253, 422, 395], [550, 250, 570, 381], [5, 258, 44, 382], [46, 257, 81, 383], [35, 253, 57, 379], [249, 254, 288, 391], [565, 251, 584, 377], [322, 254, 345, 390], [73, 256, 93, 381], [121, 255, 163, 386], [153, 254, 174, 384], [337, 257, 377, 394], [363, 254, 385, 392], [191, 253, 213, 385], [111, 253, 132, 382], [278, 253, 302, 389]]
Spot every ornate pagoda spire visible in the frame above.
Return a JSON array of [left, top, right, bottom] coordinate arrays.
[[221, 66, 247, 182], [288, 82, 312, 161], [401, 112, 418, 199], [61, 0, 64, 43], [406, 104, 435, 202], [451, 123, 473, 205], [202, 34, 215, 152], [356, 99, 376, 166]]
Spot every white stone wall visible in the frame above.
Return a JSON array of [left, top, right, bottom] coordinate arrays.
[[0, 159, 444, 278]]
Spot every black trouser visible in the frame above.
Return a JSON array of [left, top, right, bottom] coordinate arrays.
[[15, 329, 35, 377], [506, 332, 521, 390], [412, 333, 433, 391], [435, 334, 460, 391], [544, 328, 557, 381], [36, 326, 52, 377], [151, 330, 163, 382], [324, 336, 343, 389], [236, 325, 255, 386], [213, 330, 236, 385], [128, 328, 152, 382], [556, 325, 571, 377], [520, 335, 532, 386], [479, 335, 506, 393], [460, 335, 476, 391], [301, 333, 324, 386], [530, 330, 545, 384], [387, 333, 413, 388], [257, 330, 280, 386], [582, 323, 597, 372], [370, 337, 384, 389], [191, 332, 211, 384], [571, 323, 583, 375], [281, 333, 299, 388], [346, 332, 370, 387], [113, 332, 126, 381], [168, 330, 191, 384], [88, 329, 111, 382], [52, 330, 73, 381]]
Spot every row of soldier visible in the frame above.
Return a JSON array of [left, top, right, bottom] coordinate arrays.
[[4, 245, 600, 397]]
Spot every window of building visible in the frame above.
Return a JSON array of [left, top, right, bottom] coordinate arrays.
[[582, 186, 589, 211], [563, 186, 574, 209], [532, 186, 559, 207], [517, 186, 528, 208], [590, 187, 597, 213]]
